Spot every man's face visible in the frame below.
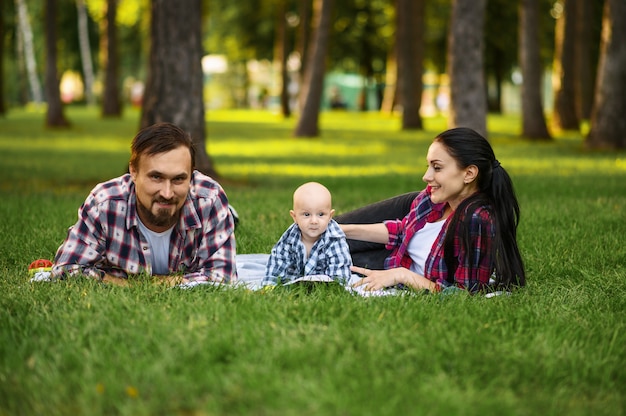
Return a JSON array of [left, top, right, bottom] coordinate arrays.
[[129, 146, 192, 232]]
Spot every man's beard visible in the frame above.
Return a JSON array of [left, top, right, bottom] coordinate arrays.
[[137, 198, 180, 229]]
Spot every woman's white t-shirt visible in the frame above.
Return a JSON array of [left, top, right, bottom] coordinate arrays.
[[407, 220, 446, 276]]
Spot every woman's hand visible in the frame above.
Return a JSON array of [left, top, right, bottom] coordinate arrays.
[[350, 266, 436, 292], [351, 266, 407, 291]]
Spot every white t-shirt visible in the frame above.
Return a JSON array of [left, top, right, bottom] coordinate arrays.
[[407, 220, 446, 276], [137, 218, 175, 275]]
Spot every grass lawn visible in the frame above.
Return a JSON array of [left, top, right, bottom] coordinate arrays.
[[0, 106, 625, 415]]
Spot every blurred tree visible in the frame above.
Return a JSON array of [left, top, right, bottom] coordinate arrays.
[[140, 0, 215, 176], [586, 0, 626, 149], [15, 0, 42, 104], [329, 0, 392, 111], [76, 0, 95, 106], [519, 0, 551, 140], [274, 0, 291, 117], [207, 0, 277, 108], [379, 30, 396, 114], [552, 0, 579, 131], [294, 0, 333, 137], [447, 0, 487, 137], [573, 0, 602, 121], [0, 0, 5, 115], [296, 0, 311, 83], [101, 0, 121, 117], [44, 0, 70, 127], [396, 0, 424, 129], [484, 0, 517, 113]]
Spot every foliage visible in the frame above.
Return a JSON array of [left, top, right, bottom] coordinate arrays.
[[0, 108, 625, 415]]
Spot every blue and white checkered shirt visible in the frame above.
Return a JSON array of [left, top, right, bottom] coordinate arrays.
[[263, 219, 352, 285]]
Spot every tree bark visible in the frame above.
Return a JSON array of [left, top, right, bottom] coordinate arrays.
[[44, 0, 70, 127], [141, 0, 215, 177], [101, 0, 121, 117], [552, 0, 579, 130], [519, 0, 551, 140], [396, 0, 424, 130], [447, 0, 487, 138], [586, 0, 626, 149], [294, 0, 333, 137]]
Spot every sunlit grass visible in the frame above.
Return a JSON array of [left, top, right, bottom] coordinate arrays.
[[206, 109, 626, 178]]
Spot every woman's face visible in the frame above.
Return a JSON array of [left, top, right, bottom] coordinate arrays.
[[422, 141, 477, 209]]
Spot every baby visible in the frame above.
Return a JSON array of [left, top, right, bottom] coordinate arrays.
[[263, 182, 352, 286]]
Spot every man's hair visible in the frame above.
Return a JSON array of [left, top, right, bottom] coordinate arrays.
[[129, 122, 196, 170]]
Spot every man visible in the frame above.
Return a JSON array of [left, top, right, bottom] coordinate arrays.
[[50, 122, 237, 286]]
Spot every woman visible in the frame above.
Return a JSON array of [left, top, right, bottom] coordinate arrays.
[[337, 127, 525, 293]]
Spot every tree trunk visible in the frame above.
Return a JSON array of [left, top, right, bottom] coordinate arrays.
[[488, 50, 503, 113], [447, 0, 487, 138], [552, 0, 579, 130], [396, 0, 424, 129], [586, 0, 626, 149], [15, 0, 43, 104], [519, 0, 551, 140], [101, 0, 121, 117], [0, 0, 5, 115], [76, 0, 95, 106], [296, 0, 312, 109], [380, 40, 397, 114], [275, 0, 291, 118], [574, 0, 594, 121], [141, 0, 215, 177], [44, 0, 70, 127], [294, 0, 333, 137]]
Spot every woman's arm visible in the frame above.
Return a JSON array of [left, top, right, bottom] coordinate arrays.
[[351, 266, 436, 292], [339, 223, 389, 244]]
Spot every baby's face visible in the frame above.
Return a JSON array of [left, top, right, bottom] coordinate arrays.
[[290, 196, 334, 244]]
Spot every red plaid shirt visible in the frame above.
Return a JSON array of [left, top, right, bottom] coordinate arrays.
[[51, 171, 237, 284], [384, 188, 495, 292]]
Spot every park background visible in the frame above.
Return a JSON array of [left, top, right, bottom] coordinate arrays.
[[1, 0, 626, 415]]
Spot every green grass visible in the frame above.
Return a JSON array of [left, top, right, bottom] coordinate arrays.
[[1, 107, 625, 415]]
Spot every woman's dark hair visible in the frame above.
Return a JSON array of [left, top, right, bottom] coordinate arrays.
[[435, 127, 525, 289], [129, 122, 196, 171]]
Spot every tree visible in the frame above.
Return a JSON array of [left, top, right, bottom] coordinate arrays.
[[484, 0, 518, 113], [586, 0, 626, 149], [552, 0, 579, 131], [519, 0, 551, 140], [379, 36, 397, 114], [15, 0, 43, 104], [396, 0, 425, 129], [573, 0, 592, 121], [101, 0, 121, 117], [76, 0, 95, 106], [294, 0, 333, 137], [140, 0, 215, 176], [275, 0, 291, 117], [0, 0, 5, 115], [44, 0, 70, 127], [447, 0, 487, 138]]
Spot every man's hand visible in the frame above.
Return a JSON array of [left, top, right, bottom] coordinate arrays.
[[153, 275, 184, 287], [101, 274, 130, 286]]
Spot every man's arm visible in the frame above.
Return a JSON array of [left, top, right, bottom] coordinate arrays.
[[51, 194, 111, 280]]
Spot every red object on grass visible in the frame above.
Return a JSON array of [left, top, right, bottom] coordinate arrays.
[[28, 259, 53, 273]]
